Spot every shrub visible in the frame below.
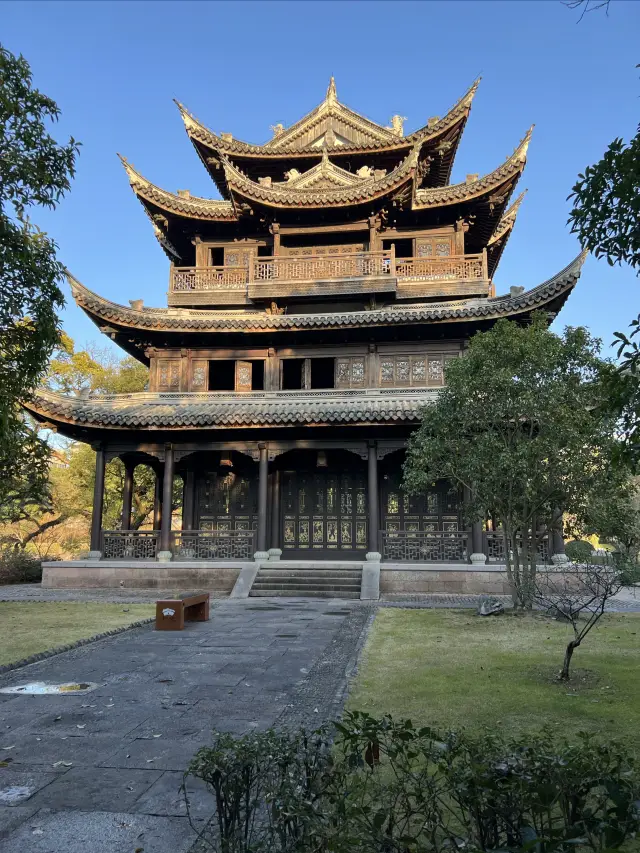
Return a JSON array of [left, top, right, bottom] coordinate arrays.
[[565, 539, 595, 562], [185, 712, 640, 853], [0, 548, 43, 584]]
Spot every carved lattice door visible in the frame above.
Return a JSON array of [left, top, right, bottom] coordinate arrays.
[[235, 361, 253, 392], [281, 469, 367, 558], [197, 471, 257, 532], [382, 474, 461, 534]]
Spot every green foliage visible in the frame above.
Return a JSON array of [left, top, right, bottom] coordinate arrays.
[[186, 714, 640, 853], [0, 44, 79, 511], [568, 126, 640, 272], [46, 332, 148, 396], [0, 547, 42, 585], [565, 539, 595, 562], [403, 315, 629, 609]]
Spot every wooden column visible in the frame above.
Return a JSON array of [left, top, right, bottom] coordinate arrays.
[[159, 445, 174, 556], [367, 441, 380, 556], [90, 444, 106, 555], [269, 469, 281, 552], [465, 485, 485, 563], [182, 469, 195, 531], [256, 443, 269, 556], [121, 461, 135, 531], [153, 468, 163, 531]]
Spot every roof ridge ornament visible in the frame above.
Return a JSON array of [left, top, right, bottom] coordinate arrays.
[[326, 76, 337, 103]]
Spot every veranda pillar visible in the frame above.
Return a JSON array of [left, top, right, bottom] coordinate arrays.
[[182, 469, 195, 531], [367, 441, 381, 561], [121, 461, 135, 531], [268, 469, 281, 560], [550, 508, 568, 564], [255, 443, 269, 560], [158, 444, 174, 561], [89, 444, 106, 559], [153, 468, 163, 530], [464, 485, 486, 565]]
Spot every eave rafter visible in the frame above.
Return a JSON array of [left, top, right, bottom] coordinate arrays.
[[486, 190, 527, 277], [67, 252, 585, 338], [222, 144, 420, 209], [119, 155, 238, 222], [175, 78, 479, 196], [413, 127, 532, 209]]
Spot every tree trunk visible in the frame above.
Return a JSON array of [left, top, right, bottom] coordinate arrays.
[[559, 638, 581, 680]]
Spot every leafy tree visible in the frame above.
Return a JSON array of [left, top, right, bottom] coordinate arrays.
[[0, 44, 79, 514], [46, 333, 149, 396], [403, 315, 629, 609]]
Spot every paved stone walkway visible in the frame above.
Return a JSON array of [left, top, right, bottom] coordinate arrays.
[[0, 598, 372, 853]]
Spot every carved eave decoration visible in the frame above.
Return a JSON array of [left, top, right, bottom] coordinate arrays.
[[222, 144, 420, 209], [119, 156, 239, 222], [68, 252, 585, 338], [486, 190, 527, 277], [412, 127, 532, 210], [176, 79, 479, 191]]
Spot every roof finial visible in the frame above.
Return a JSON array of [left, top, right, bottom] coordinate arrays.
[[326, 76, 337, 103]]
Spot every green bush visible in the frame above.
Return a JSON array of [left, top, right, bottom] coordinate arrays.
[[185, 712, 640, 853], [0, 548, 42, 584], [565, 539, 595, 562]]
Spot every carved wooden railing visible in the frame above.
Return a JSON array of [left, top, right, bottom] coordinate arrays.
[[252, 251, 393, 283], [484, 532, 550, 564], [171, 529, 256, 561], [101, 530, 159, 560], [169, 250, 490, 298], [380, 529, 469, 562], [395, 252, 487, 283], [172, 266, 249, 292]]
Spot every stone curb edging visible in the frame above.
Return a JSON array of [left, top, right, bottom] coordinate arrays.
[[0, 617, 155, 676]]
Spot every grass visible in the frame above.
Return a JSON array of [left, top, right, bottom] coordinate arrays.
[[0, 602, 155, 666], [348, 609, 640, 741]]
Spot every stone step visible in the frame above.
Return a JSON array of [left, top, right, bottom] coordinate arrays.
[[249, 588, 361, 599], [257, 571, 362, 582], [252, 580, 361, 592]]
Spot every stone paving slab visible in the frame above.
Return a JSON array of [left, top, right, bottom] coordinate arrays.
[[0, 598, 372, 850]]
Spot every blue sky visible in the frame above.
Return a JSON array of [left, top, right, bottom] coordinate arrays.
[[2, 0, 639, 358]]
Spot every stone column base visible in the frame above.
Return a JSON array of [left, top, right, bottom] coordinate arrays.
[[157, 550, 172, 563], [268, 548, 282, 562], [253, 551, 269, 562], [551, 553, 569, 565], [366, 551, 382, 562], [470, 553, 487, 565], [87, 551, 102, 561]]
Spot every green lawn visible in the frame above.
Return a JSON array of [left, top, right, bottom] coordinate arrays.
[[348, 609, 640, 741], [0, 602, 155, 666]]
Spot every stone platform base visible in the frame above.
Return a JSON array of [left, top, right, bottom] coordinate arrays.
[[41, 560, 247, 592], [381, 563, 510, 595], [42, 560, 511, 597]]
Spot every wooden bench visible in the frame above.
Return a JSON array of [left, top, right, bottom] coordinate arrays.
[[155, 592, 210, 631]]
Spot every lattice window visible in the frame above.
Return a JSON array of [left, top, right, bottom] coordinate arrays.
[[191, 361, 208, 390], [158, 359, 181, 391], [335, 356, 367, 389], [379, 353, 451, 387]]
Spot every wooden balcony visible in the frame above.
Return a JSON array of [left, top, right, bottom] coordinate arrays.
[[168, 250, 490, 307]]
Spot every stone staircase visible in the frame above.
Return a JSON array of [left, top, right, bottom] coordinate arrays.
[[249, 561, 363, 599]]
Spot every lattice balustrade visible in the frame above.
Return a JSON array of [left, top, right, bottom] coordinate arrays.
[[381, 530, 469, 562], [172, 266, 249, 292], [485, 532, 550, 564], [253, 251, 392, 282], [395, 254, 486, 282], [101, 530, 159, 560], [171, 529, 256, 560]]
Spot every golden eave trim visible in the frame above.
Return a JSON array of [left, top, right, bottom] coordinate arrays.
[[119, 155, 238, 221], [175, 79, 479, 159], [412, 127, 532, 209], [222, 145, 420, 208], [488, 190, 527, 246]]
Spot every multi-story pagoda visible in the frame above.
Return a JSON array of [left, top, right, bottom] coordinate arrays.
[[28, 79, 582, 596]]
